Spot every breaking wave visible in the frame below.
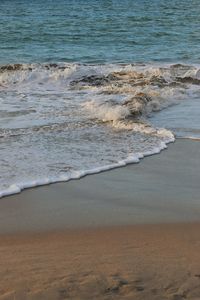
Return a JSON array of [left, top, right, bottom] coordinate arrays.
[[0, 62, 200, 197]]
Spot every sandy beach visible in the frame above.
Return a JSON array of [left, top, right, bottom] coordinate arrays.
[[1, 1, 200, 299], [1, 223, 200, 300], [0, 139, 200, 300]]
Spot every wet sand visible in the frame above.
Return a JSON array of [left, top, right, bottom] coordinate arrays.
[[0, 139, 200, 299], [0, 139, 200, 233]]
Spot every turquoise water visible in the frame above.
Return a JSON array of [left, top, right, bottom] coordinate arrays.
[[0, 0, 200, 64]]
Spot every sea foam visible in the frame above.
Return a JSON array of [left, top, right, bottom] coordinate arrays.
[[1, 62, 199, 198], [0, 135, 174, 199]]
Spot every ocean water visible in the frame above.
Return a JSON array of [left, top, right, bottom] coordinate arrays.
[[0, 0, 200, 197]]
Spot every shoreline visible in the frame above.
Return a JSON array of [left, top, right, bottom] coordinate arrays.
[[0, 135, 174, 199], [0, 139, 200, 234], [0, 139, 200, 299]]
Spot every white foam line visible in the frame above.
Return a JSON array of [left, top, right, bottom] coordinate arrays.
[[0, 136, 175, 199]]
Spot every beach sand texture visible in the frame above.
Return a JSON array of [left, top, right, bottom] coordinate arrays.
[[0, 139, 200, 299], [1, 224, 200, 300]]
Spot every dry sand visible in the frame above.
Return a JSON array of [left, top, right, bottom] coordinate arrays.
[[1, 224, 200, 300], [0, 139, 200, 299]]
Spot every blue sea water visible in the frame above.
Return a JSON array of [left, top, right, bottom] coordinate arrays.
[[0, 0, 200, 197], [0, 0, 200, 64]]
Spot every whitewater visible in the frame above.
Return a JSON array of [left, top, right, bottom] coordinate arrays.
[[0, 62, 200, 197]]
